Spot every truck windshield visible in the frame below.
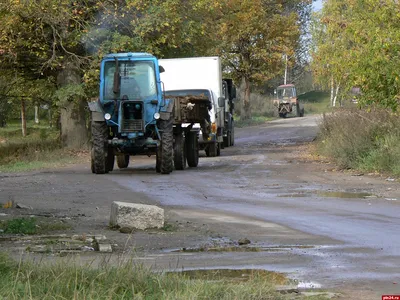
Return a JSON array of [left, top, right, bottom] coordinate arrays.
[[104, 60, 157, 100], [277, 88, 294, 99]]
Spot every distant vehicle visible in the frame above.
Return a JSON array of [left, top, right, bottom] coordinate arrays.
[[273, 84, 304, 118]]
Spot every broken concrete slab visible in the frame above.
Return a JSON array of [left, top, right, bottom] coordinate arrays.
[[97, 243, 113, 253], [110, 201, 164, 230]]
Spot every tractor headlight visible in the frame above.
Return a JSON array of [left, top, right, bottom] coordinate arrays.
[[104, 113, 112, 120], [154, 112, 161, 120]]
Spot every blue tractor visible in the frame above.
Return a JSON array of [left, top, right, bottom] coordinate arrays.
[[88, 52, 174, 174]]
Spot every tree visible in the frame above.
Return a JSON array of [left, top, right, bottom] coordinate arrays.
[[0, 0, 100, 147], [311, 0, 400, 111], [206, 0, 307, 120]]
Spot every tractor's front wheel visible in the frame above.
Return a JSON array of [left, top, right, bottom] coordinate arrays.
[[158, 118, 173, 174], [91, 121, 108, 174]]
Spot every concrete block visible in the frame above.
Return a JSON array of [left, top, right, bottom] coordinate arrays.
[[110, 201, 164, 230]]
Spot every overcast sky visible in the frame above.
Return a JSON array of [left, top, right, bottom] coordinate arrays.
[[312, 0, 323, 11]]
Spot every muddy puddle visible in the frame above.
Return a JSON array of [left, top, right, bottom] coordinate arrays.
[[168, 268, 288, 285], [279, 190, 377, 199], [316, 191, 375, 199]]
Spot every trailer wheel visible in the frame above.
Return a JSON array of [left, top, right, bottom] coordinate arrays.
[[117, 155, 129, 169], [174, 133, 186, 170], [159, 118, 174, 174], [91, 121, 107, 174], [186, 131, 199, 167]]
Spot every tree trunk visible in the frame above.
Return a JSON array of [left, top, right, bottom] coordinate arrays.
[[240, 77, 251, 120], [57, 64, 88, 149], [35, 105, 39, 124], [330, 75, 334, 107], [21, 99, 27, 137], [48, 109, 52, 128], [333, 82, 340, 107]]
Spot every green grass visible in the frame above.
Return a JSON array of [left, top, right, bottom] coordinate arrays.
[[0, 218, 71, 235], [0, 120, 86, 172], [0, 253, 300, 300], [298, 91, 331, 115]]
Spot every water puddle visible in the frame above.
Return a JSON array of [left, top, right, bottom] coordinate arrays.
[[279, 193, 309, 198], [296, 281, 322, 289], [166, 244, 315, 253], [316, 191, 374, 199]]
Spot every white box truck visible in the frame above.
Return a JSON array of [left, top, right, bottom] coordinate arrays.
[[159, 57, 226, 160]]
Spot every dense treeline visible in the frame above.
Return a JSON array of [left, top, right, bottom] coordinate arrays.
[[0, 0, 311, 147]]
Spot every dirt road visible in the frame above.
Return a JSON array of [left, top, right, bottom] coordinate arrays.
[[1, 115, 399, 299]]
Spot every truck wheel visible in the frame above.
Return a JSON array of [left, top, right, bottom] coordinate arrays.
[[91, 121, 107, 174], [159, 118, 173, 174], [186, 131, 199, 167], [223, 133, 230, 148], [117, 155, 129, 169], [106, 148, 115, 172], [206, 142, 218, 157], [300, 107, 305, 117], [174, 133, 186, 170]]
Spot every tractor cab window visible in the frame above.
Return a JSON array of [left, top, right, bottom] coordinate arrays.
[[277, 87, 295, 99], [104, 60, 157, 100]]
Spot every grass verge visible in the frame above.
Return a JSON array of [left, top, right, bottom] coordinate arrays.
[[317, 108, 400, 177], [0, 122, 88, 172], [235, 115, 273, 128], [298, 91, 331, 115], [0, 252, 295, 300]]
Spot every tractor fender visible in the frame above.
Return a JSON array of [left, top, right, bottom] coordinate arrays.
[[88, 100, 105, 122], [159, 98, 174, 120]]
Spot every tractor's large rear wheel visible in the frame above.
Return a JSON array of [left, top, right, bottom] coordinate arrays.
[[117, 155, 129, 169], [174, 132, 186, 170], [159, 118, 173, 174], [186, 131, 199, 167], [91, 121, 108, 174]]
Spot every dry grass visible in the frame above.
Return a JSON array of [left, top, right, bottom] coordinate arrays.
[[0, 253, 294, 300], [317, 108, 400, 176]]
